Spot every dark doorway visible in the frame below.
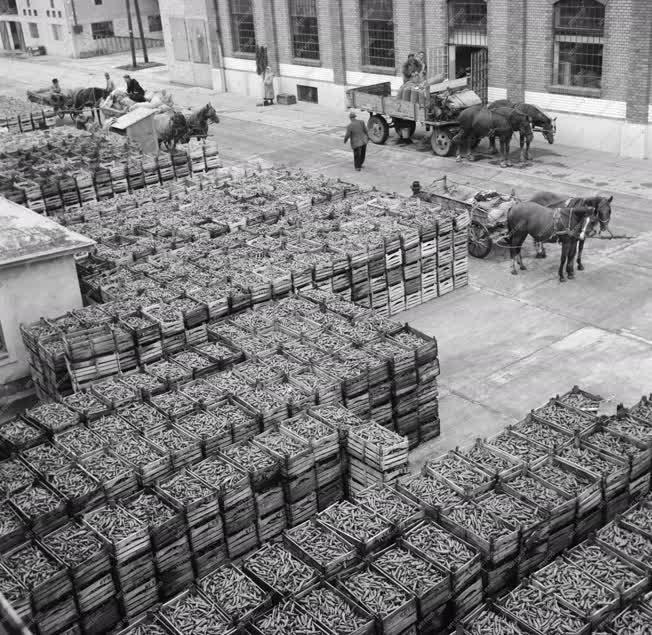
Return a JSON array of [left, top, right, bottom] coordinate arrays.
[[9, 21, 24, 49], [454, 45, 484, 78]]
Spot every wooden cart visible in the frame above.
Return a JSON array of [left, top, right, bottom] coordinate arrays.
[[345, 78, 480, 157], [415, 177, 517, 258]]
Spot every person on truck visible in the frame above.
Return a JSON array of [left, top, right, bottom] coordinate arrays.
[[402, 54, 422, 82], [123, 74, 146, 103]]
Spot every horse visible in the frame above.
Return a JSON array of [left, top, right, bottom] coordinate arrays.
[[185, 103, 220, 140], [506, 199, 599, 282], [488, 100, 556, 161], [528, 192, 613, 270], [72, 87, 109, 110], [155, 103, 219, 151], [453, 105, 532, 167]]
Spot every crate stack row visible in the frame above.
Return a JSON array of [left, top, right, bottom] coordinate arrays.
[[456, 498, 652, 635], [4, 143, 222, 215], [420, 387, 652, 605], [0, 108, 58, 134], [0, 389, 650, 634], [20, 292, 442, 451]]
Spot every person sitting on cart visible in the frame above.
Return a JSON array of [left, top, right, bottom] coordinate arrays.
[[401, 54, 422, 82], [51, 78, 62, 94], [123, 74, 146, 103]]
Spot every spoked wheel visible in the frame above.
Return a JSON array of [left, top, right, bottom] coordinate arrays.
[[468, 222, 493, 258], [367, 114, 389, 144], [431, 129, 455, 156], [56, 109, 65, 119]]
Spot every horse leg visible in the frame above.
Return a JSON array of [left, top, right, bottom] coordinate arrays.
[[535, 240, 545, 258], [567, 240, 578, 279], [519, 134, 526, 164], [559, 241, 569, 282], [577, 238, 585, 270], [500, 138, 510, 168], [488, 133, 497, 155], [510, 232, 527, 275], [525, 136, 532, 162]]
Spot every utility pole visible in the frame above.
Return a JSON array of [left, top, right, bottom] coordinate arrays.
[[133, 0, 149, 64], [125, 0, 137, 69]]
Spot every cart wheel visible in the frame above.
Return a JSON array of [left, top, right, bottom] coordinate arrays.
[[56, 110, 65, 119], [368, 115, 389, 145], [468, 222, 492, 258], [431, 129, 455, 157], [70, 112, 78, 121]]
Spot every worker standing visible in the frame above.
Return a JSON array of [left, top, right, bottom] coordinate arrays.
[[104, 72, 115, 94], [343, 112, 369, 172]]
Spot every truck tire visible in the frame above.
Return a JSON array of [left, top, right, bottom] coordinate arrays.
[[431, 129, 455, 156], [368, 115, 389, 145]]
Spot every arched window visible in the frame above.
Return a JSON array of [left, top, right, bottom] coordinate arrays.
[[448, 0, 487, 46], [553, 0, 604, 90]]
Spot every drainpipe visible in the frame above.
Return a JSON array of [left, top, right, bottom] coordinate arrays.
[[211, 0, 227, 92]]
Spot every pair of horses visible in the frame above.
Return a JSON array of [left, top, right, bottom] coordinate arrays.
[[507, 193, 613, 282], [155, 103, 220, 151], [453, 100, 556, 167]]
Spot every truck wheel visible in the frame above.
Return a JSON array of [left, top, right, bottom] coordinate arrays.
[[368, 115, 389, 145], [431, 130, 455, 156]]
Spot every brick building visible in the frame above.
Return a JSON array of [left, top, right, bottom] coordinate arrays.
[[0, 0, 163, 58], [157, 0, 652, 158]]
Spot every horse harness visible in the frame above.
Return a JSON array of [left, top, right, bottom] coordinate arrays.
[[550, 198, 593, 241]]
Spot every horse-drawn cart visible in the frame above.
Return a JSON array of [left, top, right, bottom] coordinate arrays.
[[346, 78, 481, 156], [27, 87, 106, 121], [415, 177, 516, 258]]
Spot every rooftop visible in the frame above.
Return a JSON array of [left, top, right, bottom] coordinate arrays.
[[0, 197, 95, 269]]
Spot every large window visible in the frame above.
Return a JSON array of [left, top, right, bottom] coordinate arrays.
[[28, 22, 38, 38], [91, 21, 114, 39], [51, 24, 62, 40], [448, 0, 486, 45], [290, 0, 319, 61], [148, 14, 162, 32], [230, 0, 256, 54], [360, 0, 394, 68], [553, 0, 604, 90]]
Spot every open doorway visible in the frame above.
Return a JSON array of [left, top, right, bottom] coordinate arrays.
[[9, 21, 24, 50], [453, 45, 485, 78]]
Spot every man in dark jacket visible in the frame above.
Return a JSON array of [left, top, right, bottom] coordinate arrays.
[[123, 74, 146, 102], [343, 112, 369, 171]]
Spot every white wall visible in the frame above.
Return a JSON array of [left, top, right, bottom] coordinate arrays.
[[0, 255, 83, 386]]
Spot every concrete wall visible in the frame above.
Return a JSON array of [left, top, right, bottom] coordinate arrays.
[[0, 255, 83, 386]]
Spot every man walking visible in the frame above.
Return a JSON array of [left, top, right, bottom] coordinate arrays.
[[344, 112, 369, 171], [105, 72, 116, 94]]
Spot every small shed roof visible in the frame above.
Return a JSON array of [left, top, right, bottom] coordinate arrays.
[[0, 197, 95, 270]]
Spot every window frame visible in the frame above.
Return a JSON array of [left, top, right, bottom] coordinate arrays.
[[51, 23, 63, 40], [91, 20, 114, 40], [147, 14, 162, 33], [28, 22, 39, 38], [230, 0, 256, 56], [360, 0, 395, 71], [289, 0, 320, 62], [550, 0, 605, 96]]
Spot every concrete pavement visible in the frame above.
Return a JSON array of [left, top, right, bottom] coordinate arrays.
[[1, 52, 651, 469]]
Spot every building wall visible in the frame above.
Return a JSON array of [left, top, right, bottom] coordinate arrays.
[[157, 0, 652, 157], [0, 0, 162, 57], [0, 256, 83, 386]]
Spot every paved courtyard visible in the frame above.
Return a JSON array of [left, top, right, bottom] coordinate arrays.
[[1, 52, 651, 467]]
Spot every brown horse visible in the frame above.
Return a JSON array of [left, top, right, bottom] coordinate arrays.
[[506, 199, 600, 282], [488, 100, 556, 161], [453, 105, 532, 167], [529, 192, 613, 270]]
